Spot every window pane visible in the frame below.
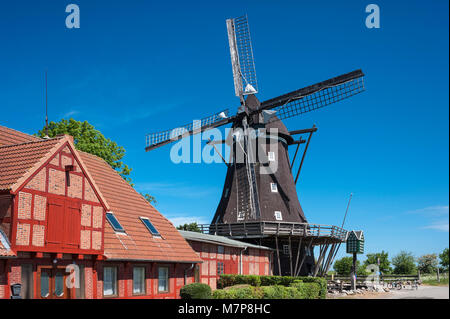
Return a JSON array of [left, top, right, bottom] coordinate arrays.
[[54, 272, 64, 297], [40, 271, 49, 298], [103, 267, 117, 296], [158, 267, 168, 292], [133, 267, 145, 294], [140, 218, 160, 236], [106, 213, 125, 232]]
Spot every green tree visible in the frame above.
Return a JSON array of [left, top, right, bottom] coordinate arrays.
[[37, 119, 156, 203], [177, 222, 202, 233], [417, 254, 438, 274], [438, 248, 449, 272], [141, 193, 157, 205], [333, 257, 365, 276], [364, 251, 392, 274], [392, 251, 417, 274], [37, 119, 133, 183]]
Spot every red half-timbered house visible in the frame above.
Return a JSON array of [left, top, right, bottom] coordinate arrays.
[[0, 125, 202, 299], [180, 231, 273, 290]]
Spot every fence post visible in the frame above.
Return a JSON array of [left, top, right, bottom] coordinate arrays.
[[437, 268, 440, 283]]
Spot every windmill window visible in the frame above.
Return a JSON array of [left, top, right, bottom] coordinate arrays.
[[270, 183, 278, 192], [237, 211, 245, 221], [217, 245, 224, 254], [140, 217, 161, 237], [106, 212, 125, 233], [283, 245, 290, 255], [224, 188, 229, 198], [274, 211, 283, 221], [268, 151, 275, 162]]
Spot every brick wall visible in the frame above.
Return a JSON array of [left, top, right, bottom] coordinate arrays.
[[12, 142, 105, 254]]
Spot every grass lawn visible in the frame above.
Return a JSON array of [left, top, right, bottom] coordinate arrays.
[[421, 273, 449, 286]]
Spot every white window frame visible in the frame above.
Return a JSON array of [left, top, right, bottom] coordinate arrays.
[[268, 151, 275, 162], [237, 211, 245, 221], [274, 211, 283, 221], [270, 183, 278, 193]]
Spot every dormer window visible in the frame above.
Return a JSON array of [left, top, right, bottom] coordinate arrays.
[[270, 183, 278, 193], [106, 212, 125, 233], [140, 217, 161, 237]]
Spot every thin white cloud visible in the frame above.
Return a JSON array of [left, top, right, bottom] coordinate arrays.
[[408, 205, 449, 216], [423, 221, 449, 232], [63, 110, 79, 118]]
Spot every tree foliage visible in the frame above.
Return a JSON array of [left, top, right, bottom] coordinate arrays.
[[364, 251, 392, 274], [37, 119, 156, 203], [141, 193, 157, 205], [439, 248, 449, 272], [37, 119, 133, 183], [417, 254, 438, 274], [176, 222, 202, 233], [333, 256, 366, 276], [392, 251, 417, 274]]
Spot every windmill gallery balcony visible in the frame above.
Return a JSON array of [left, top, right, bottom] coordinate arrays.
[[198, 222, 347, 245]]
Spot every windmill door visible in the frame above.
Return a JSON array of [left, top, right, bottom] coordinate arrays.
[[37, 266, 70, 299]]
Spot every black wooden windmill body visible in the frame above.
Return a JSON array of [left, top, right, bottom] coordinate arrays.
[[145, 15, 365, 277]]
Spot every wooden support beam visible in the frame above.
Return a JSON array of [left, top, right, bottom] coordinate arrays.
[[294, 125, 316, 185], [314, 240, 330, 277], [293, 237, 303, 276], [275, 236, 282, 276], [295, 238, 313, 276], [288, 236, 293, 276]]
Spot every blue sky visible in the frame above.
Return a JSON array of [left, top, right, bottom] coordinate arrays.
[[1, 0, 448, 263]]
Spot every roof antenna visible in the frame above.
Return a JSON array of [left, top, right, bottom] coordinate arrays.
[[341, 192, 353, 229], [44, 70, 49, 139]]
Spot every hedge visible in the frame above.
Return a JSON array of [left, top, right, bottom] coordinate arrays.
[[217, 274, 327, 299], [180, 283, 212, 299], [212, 283, 321, 299]]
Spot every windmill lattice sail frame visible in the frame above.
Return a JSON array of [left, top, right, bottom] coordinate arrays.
[[227, 15, 258, 97]]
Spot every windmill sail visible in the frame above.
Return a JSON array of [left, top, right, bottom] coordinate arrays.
[[259, 69, 365, 121], [145, 109, 232, 151], [227, 15, 258, 97]]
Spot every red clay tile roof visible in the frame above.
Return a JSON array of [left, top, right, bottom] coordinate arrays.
[[0, 125, 41, 147], [0, 137, 65, 191], [79, 151, 202, 263]]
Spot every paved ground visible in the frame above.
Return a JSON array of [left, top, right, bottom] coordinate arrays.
[[380, 285, 449, 299], [333, 285, 449, 299]]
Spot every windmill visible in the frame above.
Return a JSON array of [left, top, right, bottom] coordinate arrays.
[[145, 15, 365, 276]]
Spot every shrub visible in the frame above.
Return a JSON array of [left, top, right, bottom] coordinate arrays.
[[290, 282, 321, 299], [180, 283, 212, 299], [212, 284, 321, 299], [217, 274, 327, 299], [213, 286, 263, 299]]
